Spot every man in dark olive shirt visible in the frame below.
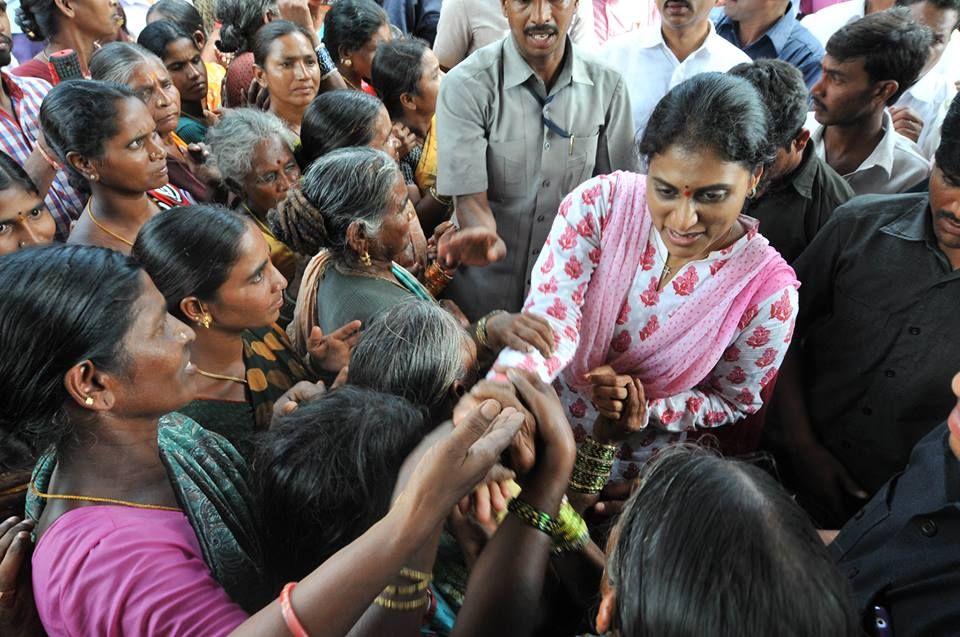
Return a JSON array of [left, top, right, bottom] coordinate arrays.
[[830, 371, 960, 635], [772, 93, 960, 527], [730, 59, 854, 262]]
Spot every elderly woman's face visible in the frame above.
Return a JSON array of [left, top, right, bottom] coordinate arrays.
[[127, 60, 182, 137], [87, 97, 169, 194], [259, 31, 320, 109], [370, 173, 412, 261], [0, 186, 56, 255], [242, 135, 301, 217], [645, 144, 761, 261], [203, 223, 288, 329]]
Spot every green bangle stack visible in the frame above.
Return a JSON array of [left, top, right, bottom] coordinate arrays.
[[569, 436, 618, 494], [508, 497, 555, 535], [552, 497, 589, 555]]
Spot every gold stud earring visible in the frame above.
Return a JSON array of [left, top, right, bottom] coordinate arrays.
[[84, 396, 94, 406], [360, 251, 372, 267], [342, 58, 352, 67]]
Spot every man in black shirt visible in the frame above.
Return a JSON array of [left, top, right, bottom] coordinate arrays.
[[730, 59, 854, 262], [773, 92, 960, 527], [830, 371, 960, 635]]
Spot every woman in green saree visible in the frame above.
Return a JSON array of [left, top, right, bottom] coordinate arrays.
[[0, 244, 524, 636], [132, 204, 358, 457]]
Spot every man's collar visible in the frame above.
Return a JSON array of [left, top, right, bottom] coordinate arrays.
[[715, 1, 796, 54], [857, 109, 899, 178], [503, 34, 589, 91], [784, 144, 819, 198], [880, 193, 933, 244], [1, 71, 23, 101]]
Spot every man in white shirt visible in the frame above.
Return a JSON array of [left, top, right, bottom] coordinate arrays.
[[888, 0, 960, 158], [807, 9, 931, 195], [801, 0, 894, 47], [602, 0, 750, 140]]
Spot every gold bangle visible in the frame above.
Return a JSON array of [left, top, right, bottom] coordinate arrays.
[[428, 185, 453, 207], [374, 594, 430, 611], [383, 578, 431, 596], [398, 566, 433, 582], [475, 310, 505, 350]]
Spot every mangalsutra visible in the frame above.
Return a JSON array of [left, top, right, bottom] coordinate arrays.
[[195, 368, 248, 385]]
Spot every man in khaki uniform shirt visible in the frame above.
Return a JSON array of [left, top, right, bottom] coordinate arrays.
[[436, 0, 638, 321]]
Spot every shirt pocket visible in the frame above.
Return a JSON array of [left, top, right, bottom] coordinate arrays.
[[487, 139, 528, 203], [561, 132, 600, 194], [829, 286, 891, 371]]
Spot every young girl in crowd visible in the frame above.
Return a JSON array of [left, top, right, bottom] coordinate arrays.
[[138, 20, 216, 143], [89, 42, 212, 202], [371, 37, 449, 235], [40, 81, 187, 254], [0, 150, 55, 256]]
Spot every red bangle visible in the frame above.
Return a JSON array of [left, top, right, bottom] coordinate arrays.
[[280, 582, 309, 637]]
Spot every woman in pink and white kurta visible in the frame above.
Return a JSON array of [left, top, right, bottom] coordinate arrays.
[[493, 74, 801, 482]]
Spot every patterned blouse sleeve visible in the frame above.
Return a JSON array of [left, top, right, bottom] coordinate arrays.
[[492, 176, 615, 381], [646, 285, 799, 432]]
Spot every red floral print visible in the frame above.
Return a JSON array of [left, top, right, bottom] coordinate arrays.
[[588, 246, 602, 265], [640, 241, 656, 271], [616, 300, 631, 325], [611, 329, 632, 353], [735, 388, 754, 405], [671, 266, 699, 296], [565, 255, 584, 279], [537, 276, 558, 294], [710, 259, 729, 276], [746, 325, 770, 348], [638, 315, 659, 341], [770, 289, 793, 322], [726, 366, 747, 384], [639, 276, 660, 307], [540, 251, 555, 274], [686, 396, 704, 414], [738, 303, 759, 330], [576, 212, 596, 238], [722, 345, 741, 362], [755, 347, 778, 368], [546, 297, 567, 320], [569, 397, 587, 418], [558, 225, 577, 250]]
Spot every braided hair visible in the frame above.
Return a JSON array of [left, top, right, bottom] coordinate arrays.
[[268, 146, 402, 264]]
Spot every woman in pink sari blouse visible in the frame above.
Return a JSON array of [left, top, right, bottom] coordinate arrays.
[[493, 73, 800, 481]]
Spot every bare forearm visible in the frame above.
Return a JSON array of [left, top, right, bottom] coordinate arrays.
[[24, 149, 57, 197], [454, 194, 497, 233]]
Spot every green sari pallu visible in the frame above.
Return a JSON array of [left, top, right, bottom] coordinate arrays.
[[26, 413, 269, 612]]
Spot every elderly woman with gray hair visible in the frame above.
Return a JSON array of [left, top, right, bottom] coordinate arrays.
[[270, 146, 555, 363], [206, 109, 300, 284]]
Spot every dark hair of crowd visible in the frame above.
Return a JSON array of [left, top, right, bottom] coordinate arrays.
[[322, 0, 389, 60], [16, 0, 58, 42], [215, 0, 274, 54], [146, 0, 205, 36], [131, 204, 250, 323], [371, 37, 430, 120], [0, 245, 143, 469], [253, 385, 427, 586], [826, 7, 932, 105], [137, 19, 198, 61], [0, 150, 40, 197], [936, 92, 960, 178], [252, 19, 315, 68], [39, 80, 138, 194], [608, 446, 859, 637], [728, 60, 808, 152], [895, 0, 960, 26], [639, 72, 775, 170], [297, 89, 383, 169]]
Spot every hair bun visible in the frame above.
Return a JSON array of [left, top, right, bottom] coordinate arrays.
[[16, 0, 48, 42], [269, 188, 330, 256], [217, 23, 248, 53]]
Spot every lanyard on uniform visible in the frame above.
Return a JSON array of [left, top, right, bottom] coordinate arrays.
[[522, 84, 575, 155]]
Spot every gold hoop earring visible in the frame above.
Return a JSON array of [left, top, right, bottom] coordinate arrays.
[[360, 251, 372, 267]]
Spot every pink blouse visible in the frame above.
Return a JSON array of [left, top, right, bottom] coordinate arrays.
[[493, 175, 798, 480], [33, 506, 249, 637]]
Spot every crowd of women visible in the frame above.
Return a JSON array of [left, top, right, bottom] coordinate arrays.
[[0, 0, 957, 635]]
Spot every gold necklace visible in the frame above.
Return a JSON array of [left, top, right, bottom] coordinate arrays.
[[86, 199, 134, 248], [29, 481, 181, 512], [341, 73, 361, 91], [195, 367, 248, 385]]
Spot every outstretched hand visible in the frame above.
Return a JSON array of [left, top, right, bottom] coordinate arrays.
[[307, 321, 361, 373], [437, 227, 507, 268]]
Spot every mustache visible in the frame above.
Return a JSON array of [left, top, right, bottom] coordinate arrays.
[[937, 210, 960, 225], [524, 25, 559, 36], [812, 97, 827, 111], [0, 34, 12, 47], [663, 0, 692, 7]]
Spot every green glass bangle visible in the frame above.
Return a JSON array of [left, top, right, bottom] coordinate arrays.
[[508, 497, 556, 536]]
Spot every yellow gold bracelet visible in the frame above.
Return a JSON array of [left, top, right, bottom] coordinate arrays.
[[374, 594, 430, 611]]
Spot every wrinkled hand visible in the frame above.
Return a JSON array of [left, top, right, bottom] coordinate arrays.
[[272, 380, 327, 420], [202, 107, 223, 128], [427, 221, 456, 262], [0, 516, 42, 637], [888, 105, 924, 143], [508, 368, 577, 482], [454, 379, 537, 474], [307, 321, 361, 373], [398, 400, 525, 517], [390, 123, 420, 160], [437, 226, 507, 268], [791, 441, 868, 523], [485, 311, 554, 358]]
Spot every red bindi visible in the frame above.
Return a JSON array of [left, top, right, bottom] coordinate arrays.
[[682, 187, 692, 198]]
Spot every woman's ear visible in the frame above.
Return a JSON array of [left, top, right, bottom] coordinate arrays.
[[749, 164, 764, 193], [345, 220, 368, 256], [179, 296, 206, 326], [63, 361, 115, 412], [399, 91, 417, 112], [193, 30, 207, 50], [53, 0, 77, 20], [66, 151, 97, 182], [253, 64, 266, 85]]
